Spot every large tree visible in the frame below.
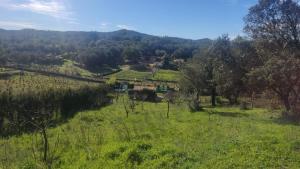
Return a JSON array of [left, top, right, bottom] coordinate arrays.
[[193, 47, 218, 107], [209, 35, 249, 105], [244, 0, 300, 119], [179, 58, 207, 111]]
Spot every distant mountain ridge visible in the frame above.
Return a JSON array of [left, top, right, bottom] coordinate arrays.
[[0, 29, 212, 71], [0, 28, 210, 43]]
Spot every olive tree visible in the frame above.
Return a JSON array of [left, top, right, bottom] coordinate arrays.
[[244, 0, 300, 119], [179, 58, 206, 111]]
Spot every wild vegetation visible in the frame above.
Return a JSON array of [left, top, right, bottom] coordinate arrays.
[[1, 101, 300, 169]]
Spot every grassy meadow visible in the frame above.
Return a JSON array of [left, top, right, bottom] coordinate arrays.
[[1, 100, 300, 169]]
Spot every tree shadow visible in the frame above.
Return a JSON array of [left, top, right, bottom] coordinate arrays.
[[205, 110, 249, 118], [271, 117, 300, 126]]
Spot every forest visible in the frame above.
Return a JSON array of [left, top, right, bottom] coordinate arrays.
[[0, 0, 300, 168], [0, 29, 211, 72]]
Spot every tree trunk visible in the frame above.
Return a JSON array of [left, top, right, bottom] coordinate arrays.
[[251, 92, 254, 109], [122, 98, 129, 118], [282, 96, 291, 118], [0, 117, 3, 135], [41, 127, 48, 163], [228, 95, 238, 105], [167, 102, 170, 118], [196, 92, 200, 101], [194, 91, 201, 111], [211, 87, 216, 107]]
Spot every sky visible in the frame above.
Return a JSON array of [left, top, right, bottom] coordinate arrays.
[[0, 0, 258, 39]]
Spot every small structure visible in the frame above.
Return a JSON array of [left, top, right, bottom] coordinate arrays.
[[114, 81, 174, 102], [114, 82, 133, 92], [133, 84, 156, 91]]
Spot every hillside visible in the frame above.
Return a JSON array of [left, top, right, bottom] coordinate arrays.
[[0, 0, 300, 169], [0, 29, 212, 73]]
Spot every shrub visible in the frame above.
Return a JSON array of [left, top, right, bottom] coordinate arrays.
[[188, 99, 201, 112], [128, 89, 157, 102], [240, 101, 249, 110], [127, 150, 143, 166]]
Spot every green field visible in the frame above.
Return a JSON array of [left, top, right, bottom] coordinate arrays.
[[153, 70, 181, 81], [110, 69, 181, 81], [1, 100, 300, 169], [110, 70, 152, 80]]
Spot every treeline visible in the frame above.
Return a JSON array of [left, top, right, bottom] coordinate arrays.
[[0, 85, 112, 136], [181, 0, 300, 120], [0, 29, 211, 71]]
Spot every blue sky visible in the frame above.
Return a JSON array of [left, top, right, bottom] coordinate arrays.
[[0, 0, 257, 39]]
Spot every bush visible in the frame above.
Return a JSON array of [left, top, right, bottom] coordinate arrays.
[[240, 101, 250, 110], [128, 89, 157, 102], [216, 96, 224, 105], [188, 99, 201, 112], [127, 150, 143, 166]]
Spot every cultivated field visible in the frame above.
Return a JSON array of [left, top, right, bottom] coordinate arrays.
[[0, 72, 99, 95]]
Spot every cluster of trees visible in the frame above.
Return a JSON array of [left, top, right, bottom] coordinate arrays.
[[181, 0, 300, 120], [0, 29, 211, 71], [180, 35, 259, 109], [0, 85, 111, 137]]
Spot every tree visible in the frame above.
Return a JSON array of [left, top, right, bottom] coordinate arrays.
[[122, 47, 142, 64], [122, 95, 130, 118], [162, 55, 177, 70], [210, 35, 247, 105], [244, 0, 300, 119], [193, 48, 218, 107], [231, 36, 262, 107], [164, 91, 176, 118], [172, 47, 194, 60], [179, 58, 206, 111]]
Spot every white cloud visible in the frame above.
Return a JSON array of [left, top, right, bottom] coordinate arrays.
[[1, 0, 75, 21], [99, 22, 110, 30], [116, 24, 136, 31], [0, 21, 38, 29]]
